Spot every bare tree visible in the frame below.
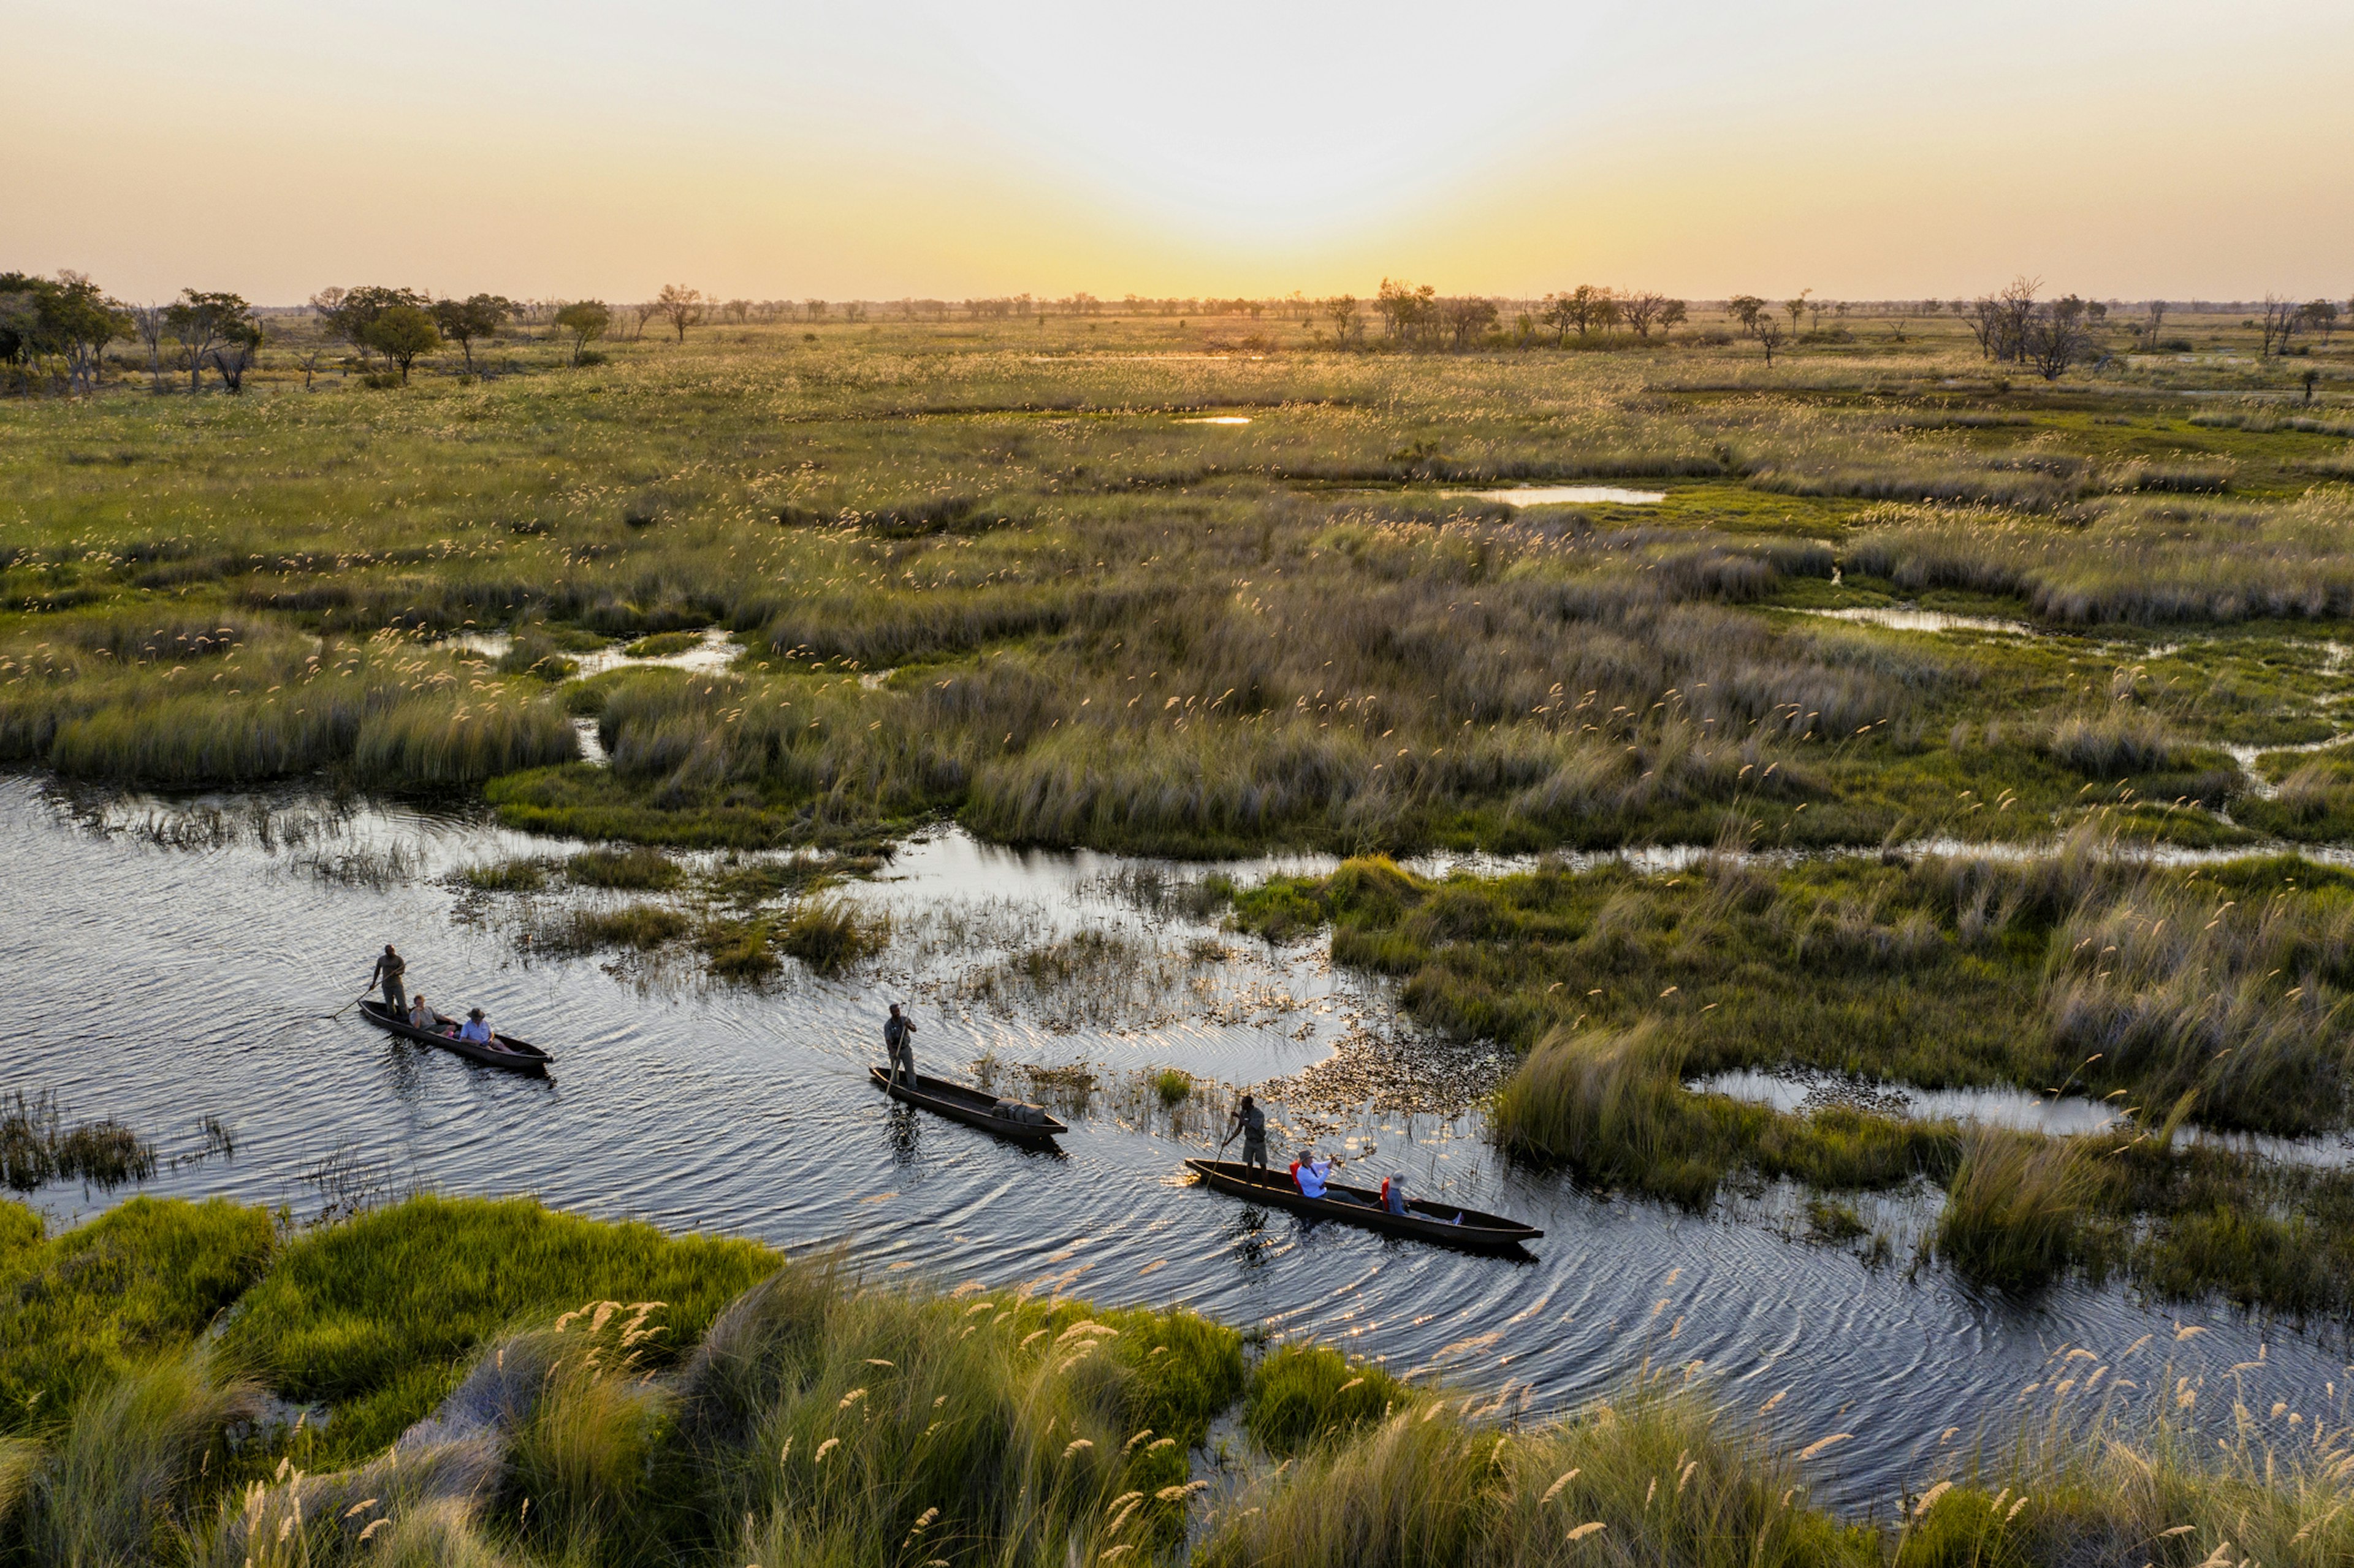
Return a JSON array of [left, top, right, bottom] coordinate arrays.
[[725, 298, 752, 324], [129, 303, 170, 392], [2257, 295, 2304, 357], [209, 335, 261, 393], [655, 283, 704, 342], [1752, 313, 1785, 366], [1619, 292, 1672, 339], [293, 347, 326, 390], [1995, 276, 2042, 364], [630, 301, 659, 341], [2141, 300, 2167, 352]]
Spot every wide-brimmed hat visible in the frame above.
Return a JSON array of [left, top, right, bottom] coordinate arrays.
[[467, 1007, 486, 1019]]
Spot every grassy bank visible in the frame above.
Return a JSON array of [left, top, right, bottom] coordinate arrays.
[[4, 313, 2349, 858], [0, 1193, 2344, 1566], [1235, 845, 2354, 1311]]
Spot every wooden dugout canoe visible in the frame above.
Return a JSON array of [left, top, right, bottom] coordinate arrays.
[[359, 999, 554, 1073], [869, 1067, 1066, 1144], [1183, 1158, 1542, 1252]]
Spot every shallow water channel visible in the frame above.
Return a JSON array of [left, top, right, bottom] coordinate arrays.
[[1, 775, 2343, 1507]]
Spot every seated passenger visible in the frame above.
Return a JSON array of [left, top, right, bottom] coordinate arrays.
[[1381, 1176, 1408, 1216], [408, 995, 438, 1032], [458, 1008, 497, 1046], [1290, 1155, 1333, 1200]]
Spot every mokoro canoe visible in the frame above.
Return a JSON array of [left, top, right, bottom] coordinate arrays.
[[869, 1067, 1066, 1144], [359, 1000, 554, 1073], [1184, 1159, 1542, 1252]]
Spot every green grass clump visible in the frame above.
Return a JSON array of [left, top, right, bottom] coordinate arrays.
[[548, 904, 690, 953], [1204, 1370, 1879, 1568], [217, 1194, 775, 1464], [1491, 1023, 1718, 1199], [775, 899, 888, 975], [1243, 1344, 1420, 1456], [664, 1269, 1243, 1568], [20, 1355, 258, 1568], [703, 854, 836, 907], [1804, 1196, 1868, 1243], [0, 1198, 272, 1431], [460, 855, 554, 892], [563, 845, 684, 889], [1151, 1067, 1193, 1108], [1933, 1129, 2093, 1290], [696, 917, 781, 980], [2043, 709, 2176, 777]]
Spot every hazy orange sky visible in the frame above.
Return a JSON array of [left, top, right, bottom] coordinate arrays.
[[10, 0, 2351, 303]]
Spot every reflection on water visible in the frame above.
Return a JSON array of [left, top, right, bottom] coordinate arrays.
[[1445, 485, 1667, 506], [1693, 1067, 2354, 1169], [2225, 733, 2353, 799], [0, 775, 2340, 1508], [443, 628, 741, 680], [1795, 606, 2037, 636], [1691, 1068, 2122, 1136]]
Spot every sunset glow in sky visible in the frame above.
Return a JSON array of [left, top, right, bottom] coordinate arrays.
[[10, 0, 2350, 302]]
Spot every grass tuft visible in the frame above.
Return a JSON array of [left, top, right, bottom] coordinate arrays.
[[1933, 1128, 2093, 1290], [775, 899, 889, 975]]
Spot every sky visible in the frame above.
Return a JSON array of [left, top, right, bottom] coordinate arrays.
[[9, 0, 2351, 303]]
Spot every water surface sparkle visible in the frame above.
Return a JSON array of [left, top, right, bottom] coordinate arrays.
[[0, 775, 2334, 1507]]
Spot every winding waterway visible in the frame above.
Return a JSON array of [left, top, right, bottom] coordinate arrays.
[[1, 774, 2342, 1508]]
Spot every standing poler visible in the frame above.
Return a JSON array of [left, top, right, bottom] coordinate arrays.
[[370, 944, 408, 1013], [884, 1002, 916, 1088], [1225, 1093, 1268, 1172]]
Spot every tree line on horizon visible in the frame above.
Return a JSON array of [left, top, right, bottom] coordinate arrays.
[[4, 265, 2347, 395]]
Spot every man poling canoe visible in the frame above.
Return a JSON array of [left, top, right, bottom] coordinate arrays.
[[1222, 1093, 1268, 1172], [369, 944, 408, 1013], [883, 1002, 916, 1089]]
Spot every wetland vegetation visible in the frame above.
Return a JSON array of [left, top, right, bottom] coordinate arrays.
[[10, 291, 2354, 1558], [2, 1193, 2350, 1568]]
